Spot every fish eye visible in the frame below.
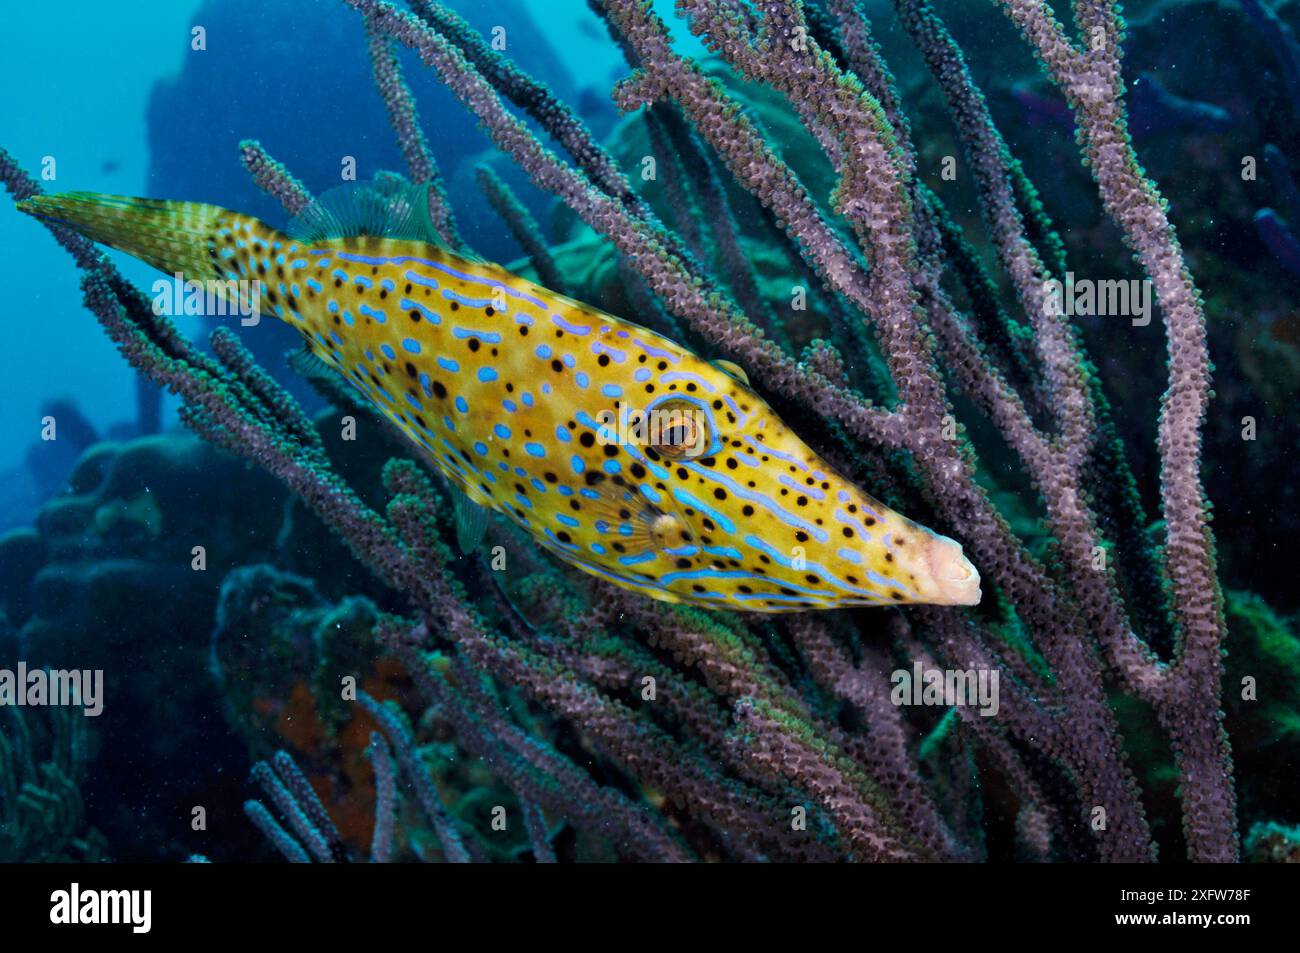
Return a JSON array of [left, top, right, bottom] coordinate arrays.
[[648, 400, 710, 459], [658, 419, 697, 456]]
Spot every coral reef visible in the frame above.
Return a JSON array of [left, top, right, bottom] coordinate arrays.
[[4, 0, 1298, 862], [0, 705, 107, 862]]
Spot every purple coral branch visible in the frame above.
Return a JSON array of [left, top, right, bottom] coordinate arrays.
[[242, 800, 312, 864], [248, 755, 341, 863], [520, 801, 556, 864], [364, 731, 398, 863], [998, 0, 1236, 863], [238, 140, 313, 217], [361, 14, 461, 247], [355, 690, 474, 863]]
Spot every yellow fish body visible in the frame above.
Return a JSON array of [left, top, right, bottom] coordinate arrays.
[[19, 187, 980, 612]]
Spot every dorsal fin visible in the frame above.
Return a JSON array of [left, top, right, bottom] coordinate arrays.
[[286, 175, 481, 261]]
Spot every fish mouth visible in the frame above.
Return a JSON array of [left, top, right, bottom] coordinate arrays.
[[924, 533, 982, 606]]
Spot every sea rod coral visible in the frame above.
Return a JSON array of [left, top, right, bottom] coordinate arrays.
[[1, 0, 1241, 861]]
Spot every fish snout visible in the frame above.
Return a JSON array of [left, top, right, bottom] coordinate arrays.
[[923, 533, 982, 606]]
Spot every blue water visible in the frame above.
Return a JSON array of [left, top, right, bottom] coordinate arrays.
[[0, 2, 200, 476]]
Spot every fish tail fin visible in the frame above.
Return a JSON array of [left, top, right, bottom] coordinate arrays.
[[17, 192, 273, 285]]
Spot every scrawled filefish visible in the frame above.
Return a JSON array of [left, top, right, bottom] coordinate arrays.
[[18, 182, 981, 612]]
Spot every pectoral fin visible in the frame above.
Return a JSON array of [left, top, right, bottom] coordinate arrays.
[[712, 359, 750, 385], [288, 345, 337, 381], [451, 485, 491, 554]]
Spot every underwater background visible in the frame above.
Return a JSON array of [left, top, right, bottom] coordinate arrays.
[[0, 0, 1297, 863]]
